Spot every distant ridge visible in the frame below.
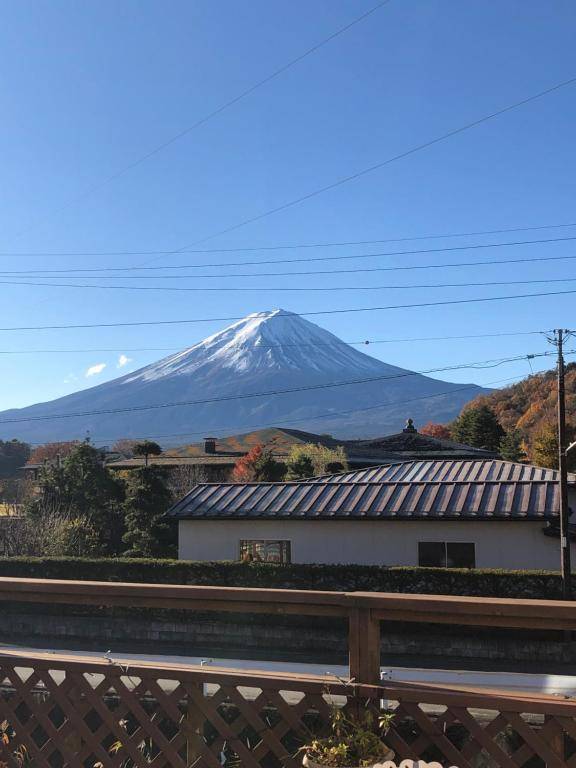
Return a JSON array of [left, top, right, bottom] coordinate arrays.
[[0, 310, 489, 444]]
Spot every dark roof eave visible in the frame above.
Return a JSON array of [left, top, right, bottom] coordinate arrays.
[[173, 512, 558, 522]]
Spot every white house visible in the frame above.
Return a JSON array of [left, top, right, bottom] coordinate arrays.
[[167, 458, 576, 570]]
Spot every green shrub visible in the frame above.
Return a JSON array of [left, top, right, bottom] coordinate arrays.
[[0, 556, 568, 599], [45, 518, 106, 558]]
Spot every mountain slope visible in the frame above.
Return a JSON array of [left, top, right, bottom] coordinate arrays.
[[0, 310, 489, 444], [455, 363, 576, 448]]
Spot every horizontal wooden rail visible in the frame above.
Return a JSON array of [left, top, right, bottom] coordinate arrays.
[[1, 577, 575, 625], [1, 648, 574, 715], [0, 577, 348, 615], [1, 577, 576, 683]]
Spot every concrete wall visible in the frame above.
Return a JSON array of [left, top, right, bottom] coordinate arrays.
[[6, 609, 576, 666], [178, 519, 575, 570]]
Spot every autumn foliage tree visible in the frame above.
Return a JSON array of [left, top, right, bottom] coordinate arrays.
[[28, 441, 79, 465], [112, 439, 139, 458], [453, 363, 576, 468], [232, 445, 284, 482], [531, 423, 558, 469], [420, 422, 452, 440]]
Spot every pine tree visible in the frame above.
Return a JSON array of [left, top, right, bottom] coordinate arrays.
[[122, 466, 175, 557], [133, 440, 162, 467], [26, 442, 124, 553], [0, 439, 30, 479], [451, 405, 505, 451], [499, 430, 526, 462]]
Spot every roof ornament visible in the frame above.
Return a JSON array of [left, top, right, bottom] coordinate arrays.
[[403, 418, 417, 434]]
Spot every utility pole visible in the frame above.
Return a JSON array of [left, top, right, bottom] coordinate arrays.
[[551, 329, 572, 599]]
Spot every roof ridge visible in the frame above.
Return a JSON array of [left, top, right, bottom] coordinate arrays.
[[185, 478, 561, 489]]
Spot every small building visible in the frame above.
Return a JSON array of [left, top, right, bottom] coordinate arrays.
[[107, 454, 235, 483], [107, 422, 495, 483], [167, 458, 576, 571], [342, 419, 496, 464]]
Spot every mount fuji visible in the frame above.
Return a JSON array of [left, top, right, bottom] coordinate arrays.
[[0, 310, 490, 444]]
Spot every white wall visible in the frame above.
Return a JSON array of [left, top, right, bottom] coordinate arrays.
[[178, 519, 574, 570]]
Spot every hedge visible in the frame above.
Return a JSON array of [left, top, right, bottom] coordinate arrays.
[[0, 557, 570, 599]]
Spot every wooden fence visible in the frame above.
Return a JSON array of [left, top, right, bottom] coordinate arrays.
[[0, 577, 575, 766]]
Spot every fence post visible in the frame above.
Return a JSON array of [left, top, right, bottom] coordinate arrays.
[[348, 607, 381, 684]]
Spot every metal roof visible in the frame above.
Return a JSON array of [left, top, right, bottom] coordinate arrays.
[[108, 456, 237, 469], [308, 459, 574, 485], [168, 478, 560, 521]]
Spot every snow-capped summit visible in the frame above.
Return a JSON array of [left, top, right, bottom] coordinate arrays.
[[124, 309, 386, 383], [0, 310, 489, 444]]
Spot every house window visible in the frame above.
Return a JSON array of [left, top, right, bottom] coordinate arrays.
[[418, 541, 475, 569], [240, 540, 291, 564]]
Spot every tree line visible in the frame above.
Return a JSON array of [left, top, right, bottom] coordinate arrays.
[[0, 441, 174, 559], [421, 401, 564, 468], [0, 439, 349, 559]]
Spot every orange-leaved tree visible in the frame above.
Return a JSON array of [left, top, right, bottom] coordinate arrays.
[[28, 441, 80, 465], [420, 422, 451, 440], [232, 444, 284, 482]]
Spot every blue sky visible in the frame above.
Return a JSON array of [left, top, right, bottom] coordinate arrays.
[[0, 0, 575, 421]]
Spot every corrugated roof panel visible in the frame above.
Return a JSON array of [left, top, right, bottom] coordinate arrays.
[[499, 483, 516, 516], [258, 484, 289, 513], [308, 484, 341, 515], [291, 483, 322, 514], [323, 482, 355, 512], [222, 484, 258, 511], [202, 486, 240, 509], [404, 482, 428, 513], [168, 477, 561, 521], [309, 458, 573, 485], [448, 483, 467, 515]]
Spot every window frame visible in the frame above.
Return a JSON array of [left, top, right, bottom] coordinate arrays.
[[418, 541, 476, 569], [239, 539, 292, 564]]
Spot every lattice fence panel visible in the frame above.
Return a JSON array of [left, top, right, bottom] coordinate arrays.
[[0, 659, 333, 768], [0, 656, 575, 768], [383, 696, 576, 768]]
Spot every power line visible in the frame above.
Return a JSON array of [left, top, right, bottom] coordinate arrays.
[[6, 249, 576, 283], [0, 330, 544, 355], [3, 221, 576, 257], [47, 374, 527, 447], [4, 234, 576, 274], [4, 275, 576, 295], [0, 351, 560, 426], [12, 1, 391, 238], [169, 75, 576, 254], [1, 290, 575, 332]]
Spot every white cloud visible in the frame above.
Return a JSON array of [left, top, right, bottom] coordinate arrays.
[[63, 373, 78, 384], [117, 354, 132, 369], [85, 362, 106, 378]]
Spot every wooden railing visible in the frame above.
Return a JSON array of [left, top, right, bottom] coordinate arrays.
[[0, 577, 576, 766], [1, 576, 576, 683]]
